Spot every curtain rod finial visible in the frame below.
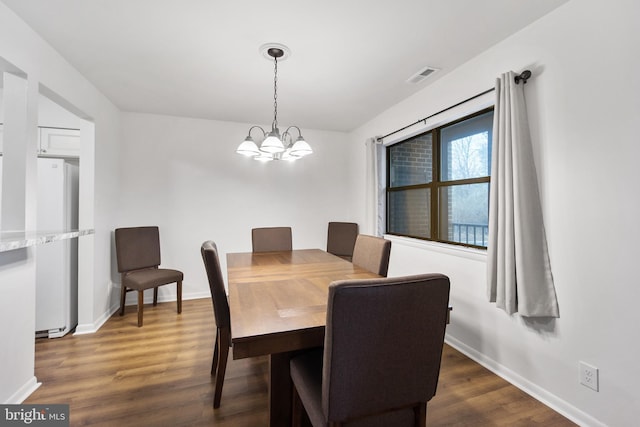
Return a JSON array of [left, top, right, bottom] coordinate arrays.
[[515, 70, 532, 84]]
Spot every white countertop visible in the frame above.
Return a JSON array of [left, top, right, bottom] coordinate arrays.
[[0, 229, 94, 252]]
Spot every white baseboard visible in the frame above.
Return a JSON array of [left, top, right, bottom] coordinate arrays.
[[74, 303, 119, 335], [128, 291, 211, 305], [183, 292, 212, 302], [445, 334, 605, 427], [4, 377, 40, 404], [74, 291, 211, 335]]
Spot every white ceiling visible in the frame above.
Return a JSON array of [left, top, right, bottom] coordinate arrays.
[[2, 0, 568, 132]]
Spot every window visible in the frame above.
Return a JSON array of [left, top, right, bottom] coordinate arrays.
[[386, 108, 493, 248]]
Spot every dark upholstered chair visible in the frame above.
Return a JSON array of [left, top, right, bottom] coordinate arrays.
[[351, 234, 392, 277], [251, 226, 293, 252], [115, 226, 183, 327], [327, 222, 359, 261], [290, 274, 451, 427], [200, 241, 231, 408]]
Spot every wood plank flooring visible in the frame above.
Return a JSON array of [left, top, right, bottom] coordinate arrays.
[[25, 298, 575, 426]]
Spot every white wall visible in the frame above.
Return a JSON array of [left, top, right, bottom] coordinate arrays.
[[37, 94, 82, 129], [0, 2, 121, 402], [1, 90, 85, 130], [117, 112, 358, 301], [351, 0, 640, 425]]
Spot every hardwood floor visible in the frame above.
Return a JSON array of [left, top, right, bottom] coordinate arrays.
[[26, 298, 575, 426]]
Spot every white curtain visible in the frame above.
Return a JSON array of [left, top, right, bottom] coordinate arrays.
[[487, 71, 559, 317], [365, 137, 385, 236]]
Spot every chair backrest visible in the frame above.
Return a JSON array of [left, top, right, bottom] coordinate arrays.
[[251, 227, 292, 252], [322, 274, 450, 424], [351, 234, 392, 276], [200, 241, 230, 329], [115, 226, 161, 273], [327, 222, 359, 259]]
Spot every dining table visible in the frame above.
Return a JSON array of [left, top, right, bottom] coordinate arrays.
[[227, 248, 381, 426]]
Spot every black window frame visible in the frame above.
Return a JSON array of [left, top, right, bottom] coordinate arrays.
[[386, 107, 494, 249]]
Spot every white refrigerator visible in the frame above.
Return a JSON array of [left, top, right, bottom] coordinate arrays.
[[36, 158, 79, 338]]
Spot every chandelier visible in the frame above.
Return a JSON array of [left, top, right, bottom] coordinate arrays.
[[236, 43, 312, 162]]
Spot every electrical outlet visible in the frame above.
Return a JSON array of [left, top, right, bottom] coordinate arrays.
[[580, 361, 599, 391]]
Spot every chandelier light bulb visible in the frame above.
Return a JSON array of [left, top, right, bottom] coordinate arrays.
[[254, 152, 274, 162], [289, 136, 313, 157], [260, 129, 285, 154], [236, 136, 261, 157]]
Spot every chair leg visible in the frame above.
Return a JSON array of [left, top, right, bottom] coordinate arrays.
[[211, 329, 219, 376], [153, 287, 158, 306], [137, 290, 144, 327], [415, 402, 427, 427], [177, 280, 182, 314], [119, 282, 127, 316], [291, 385, 303, 427], [213, 328, 230, 409]]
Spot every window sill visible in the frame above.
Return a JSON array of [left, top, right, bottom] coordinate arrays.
[[384, 234, 487, 262]]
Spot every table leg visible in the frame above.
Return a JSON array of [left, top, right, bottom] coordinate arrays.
[[269, 352, 294, 427]]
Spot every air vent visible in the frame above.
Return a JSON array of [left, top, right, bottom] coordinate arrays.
[[406, 66, 439, 84]]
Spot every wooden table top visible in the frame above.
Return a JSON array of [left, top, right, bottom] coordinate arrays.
[[227, 249, 380, 359]]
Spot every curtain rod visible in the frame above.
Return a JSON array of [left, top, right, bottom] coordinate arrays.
[[377, 70, 531, 142]]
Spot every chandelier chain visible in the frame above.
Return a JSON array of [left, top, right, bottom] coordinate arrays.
[[273, 56, 278, 129]]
